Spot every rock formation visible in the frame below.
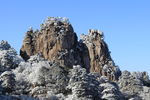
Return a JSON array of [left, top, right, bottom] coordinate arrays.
[[80, 29, 121, 80], [20, 17, 80, 69], [20, 17, 121, 81], [0, 17, 150, 100]]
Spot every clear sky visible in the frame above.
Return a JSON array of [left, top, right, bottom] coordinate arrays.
[[0, 0, 150, 74]]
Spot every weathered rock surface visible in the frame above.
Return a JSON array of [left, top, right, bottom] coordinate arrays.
[[20, 17, 121, 81], [20, 17, 80, 68], [80, 29, 121, 80]]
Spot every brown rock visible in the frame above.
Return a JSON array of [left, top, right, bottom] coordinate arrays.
[[20, 17, 80, 68], [20, 17, 121, 80], [80, 29, 121, 80]]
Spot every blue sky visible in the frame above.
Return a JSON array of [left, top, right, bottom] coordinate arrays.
[[0, 0, 150, 74]]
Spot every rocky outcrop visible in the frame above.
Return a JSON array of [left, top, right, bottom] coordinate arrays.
[[0, 17, 150, 99], [20, 17, 121, 81], [80, 29, 121, 80], [20, 17, 80, 69]]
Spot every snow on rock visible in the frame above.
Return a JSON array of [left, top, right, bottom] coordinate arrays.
[[80, 30, 121, 81], [0, 17, 150, 100]]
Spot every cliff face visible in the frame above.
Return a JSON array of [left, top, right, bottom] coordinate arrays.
[[20, 17, 120, 81], [20, 17, 80, 68], [80, 30, 121, 80]]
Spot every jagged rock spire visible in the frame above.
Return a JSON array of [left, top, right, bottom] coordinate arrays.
[[80, 29, 121, 81], [20, 17, 121, 81], [20, 17, 80, 68]]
